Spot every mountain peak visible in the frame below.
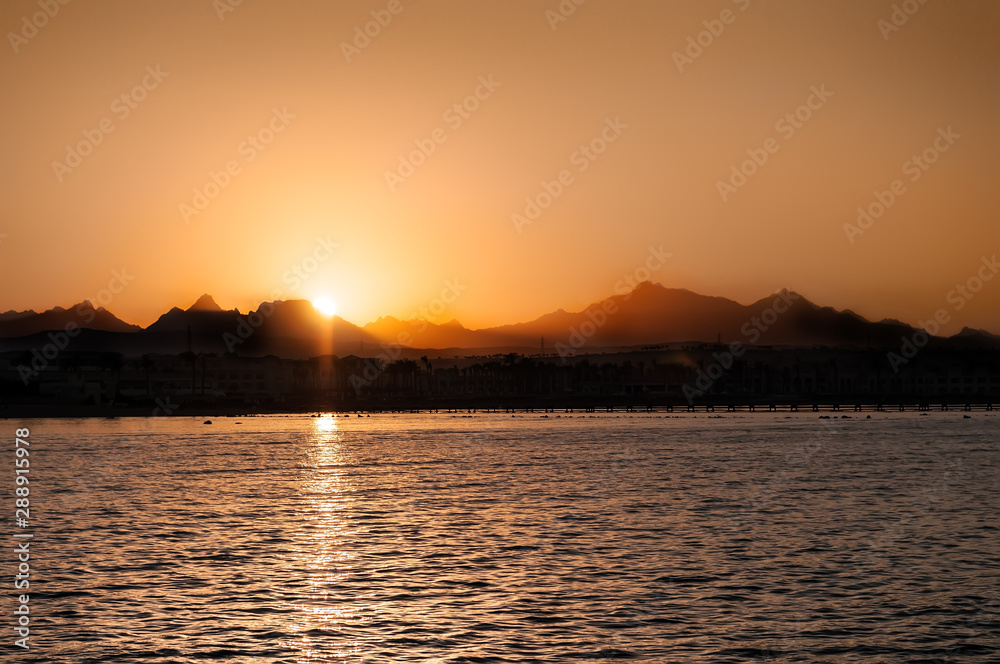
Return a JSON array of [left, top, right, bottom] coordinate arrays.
[[188, 294, 222, 312], [956, 326, 999, 339], [632, 280, 663, 293], [0, 308, 37, 322], [0, 300, 140, 338], [73, 300, 110, 313]]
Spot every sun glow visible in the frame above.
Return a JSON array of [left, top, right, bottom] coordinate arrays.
[[312, 296, 337, 317]]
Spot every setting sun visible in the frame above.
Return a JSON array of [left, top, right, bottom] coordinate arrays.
[[312, 296, 337, 318]]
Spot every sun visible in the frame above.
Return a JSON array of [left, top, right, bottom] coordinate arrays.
[[312, 296, 337, 317]]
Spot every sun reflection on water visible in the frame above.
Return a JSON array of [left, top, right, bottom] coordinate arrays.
[[283, 414, 365, 662]]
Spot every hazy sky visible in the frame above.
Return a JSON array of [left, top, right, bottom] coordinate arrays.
[[2, 0, 998, 332]]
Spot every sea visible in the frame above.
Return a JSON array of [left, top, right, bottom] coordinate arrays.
[[3, 412, 998, 663]]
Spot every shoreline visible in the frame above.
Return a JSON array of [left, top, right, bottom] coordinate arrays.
[[3, 398, 997, 419]]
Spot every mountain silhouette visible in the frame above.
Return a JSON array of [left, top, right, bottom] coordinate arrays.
[[2, 284, 998, 357], [360, 282, 920, 350], [363, 316, 477, 348], [234, 299, 381, 356], [147, 295, 242, 334], [188, 294, 223, 312], [469, 283, 750, 348], [0, 301, 140, 338], [361, 282, 998, 351]]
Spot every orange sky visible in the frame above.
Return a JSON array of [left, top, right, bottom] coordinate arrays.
[[2, 0, 998, 333]]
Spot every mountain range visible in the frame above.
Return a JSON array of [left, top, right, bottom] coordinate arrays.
[[2, 282, 998, 358]]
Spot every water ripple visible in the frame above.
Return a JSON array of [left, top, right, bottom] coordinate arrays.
[[3, 413, 998, 662]]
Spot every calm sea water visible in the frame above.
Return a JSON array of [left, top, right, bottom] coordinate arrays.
[[3, 412, 998, 663]]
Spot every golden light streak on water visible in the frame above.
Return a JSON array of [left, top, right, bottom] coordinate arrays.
[[285, 414, 365, 662]]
